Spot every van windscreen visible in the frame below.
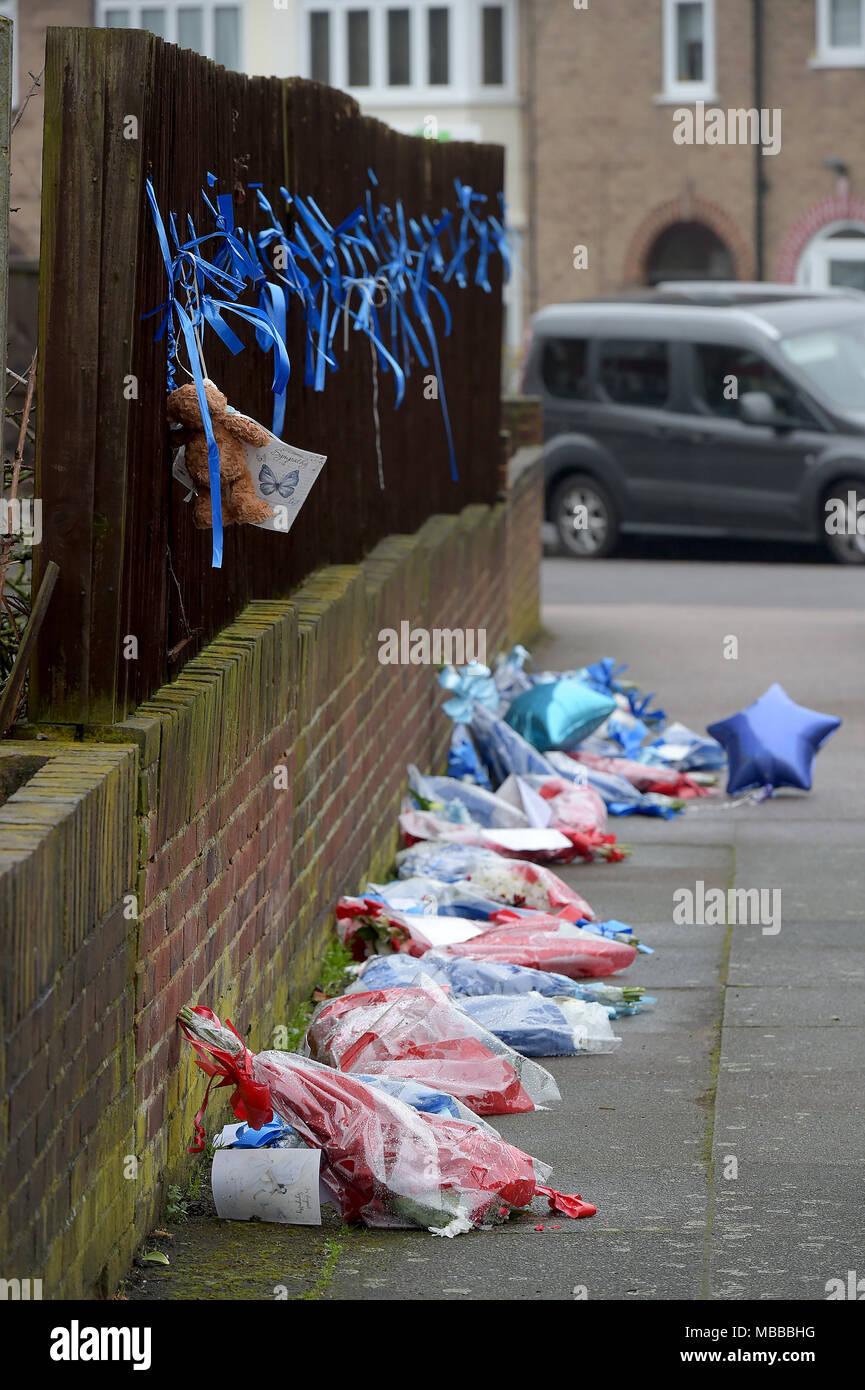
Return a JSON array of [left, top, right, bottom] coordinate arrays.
[[779, 320, 865, 412]]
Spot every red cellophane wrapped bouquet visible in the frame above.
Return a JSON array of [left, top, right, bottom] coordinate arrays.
[[436, 914, 638, 979], [305, 979, 561, 1115], [178, 1005, 595, 1235]]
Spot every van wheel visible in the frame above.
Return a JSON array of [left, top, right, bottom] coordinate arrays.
[[822, 478, 865, 564], [551, 474, 620, 558]]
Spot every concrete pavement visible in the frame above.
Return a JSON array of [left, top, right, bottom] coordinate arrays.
[[320, 554, 865, 1300], [131, 553, 864, 1301]]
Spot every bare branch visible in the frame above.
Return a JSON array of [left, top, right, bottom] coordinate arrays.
[[0, 350, 37, 599], [10, 66, 45, 135]]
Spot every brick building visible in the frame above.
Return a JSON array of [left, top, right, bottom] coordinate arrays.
[[5, 2, 865, 364], [523, 0, 865, 315]]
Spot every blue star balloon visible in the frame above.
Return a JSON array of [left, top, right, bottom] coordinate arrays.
[[707, 684, 841, 795]]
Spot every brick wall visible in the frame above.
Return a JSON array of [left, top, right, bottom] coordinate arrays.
[[526, 0, 865, 309], [0, 460, 542, 1298], [0, 744, 138, 1298]]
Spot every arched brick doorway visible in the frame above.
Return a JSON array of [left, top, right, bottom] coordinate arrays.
[[622, 197, 755, 286], [776, 193, 865, 286]]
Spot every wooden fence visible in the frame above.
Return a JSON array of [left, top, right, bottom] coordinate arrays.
[[31, 27, 505, 725]]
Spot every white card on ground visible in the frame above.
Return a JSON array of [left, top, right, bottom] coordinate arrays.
[[480, 827, 572, 852], [211, 1147, 322, 1225], [417, 917, 486, 947]]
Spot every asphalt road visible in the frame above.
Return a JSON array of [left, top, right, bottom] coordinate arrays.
[[136, 550, 864, 1303]]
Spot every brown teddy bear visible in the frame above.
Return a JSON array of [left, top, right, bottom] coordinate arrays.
[[167, 380, 274, 528]]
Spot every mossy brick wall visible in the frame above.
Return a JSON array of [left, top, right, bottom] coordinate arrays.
[[0, 463, 541, 1298], [0, 744, 138, 1299], [502, 396, 543, 452]]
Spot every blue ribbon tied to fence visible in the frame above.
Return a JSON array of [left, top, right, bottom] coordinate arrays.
[[145, 171, 513, 566]]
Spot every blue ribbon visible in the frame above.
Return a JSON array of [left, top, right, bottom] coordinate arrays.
[[146, 170, 514, 563], [145, 178, 224, 567]]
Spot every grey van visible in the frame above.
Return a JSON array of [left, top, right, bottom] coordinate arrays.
[[522, 287, 865, 562]]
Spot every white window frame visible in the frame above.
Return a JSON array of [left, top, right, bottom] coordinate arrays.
[[813, 0, 865, 67], [795, 220, 865, 288], [0, 1, 17, 109], [95, 1, 245, 71], [659, 0, 716, 103], [299, 1, 517, 106]]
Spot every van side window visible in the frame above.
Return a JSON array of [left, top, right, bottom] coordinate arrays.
[[599, 340, 670, 407], [541, 338, 589, 398], [694, 344, 806, 421]]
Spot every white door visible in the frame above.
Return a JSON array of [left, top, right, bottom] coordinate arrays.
[[796, 221, 865, 291]]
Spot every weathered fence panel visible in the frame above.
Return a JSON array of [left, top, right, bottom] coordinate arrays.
[[32, 28, 505, 725]]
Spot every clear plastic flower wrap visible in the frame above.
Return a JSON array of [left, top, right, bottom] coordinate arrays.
[[353, 1074, 501, 1131], [395, 840, 503, 882], [526, 775, 628, 863], [347, 950, 581, 999], [435, 917, 638, 979], [179, 1006, 595, 1234], [534, 905, 651, 954], [646, 721, 727, 772], [305, 978, 562, 1115], [460, 992, 621, 1057], [446, 724, 492, 789], [401, 793, 628, 865], [464, 855, 596, 918], [462, 702, 561, 786], [398, 807, 581, 864], [535, 776, 607, 828], [407, 764, 529, 830], [335, 895, 486, 960], [366, 875, 508, 920], [568, 752, 709, 799], [492, 644, 534, 709], [552, 758, 685, 818], [222, 1075, 501, 1139], [347, 950, 652, 1014]]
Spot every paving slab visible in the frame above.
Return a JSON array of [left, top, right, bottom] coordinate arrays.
[[131, 557, 863, 1302]]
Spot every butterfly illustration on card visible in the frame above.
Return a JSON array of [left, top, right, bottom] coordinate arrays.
[[258, 465, 300, 499]]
